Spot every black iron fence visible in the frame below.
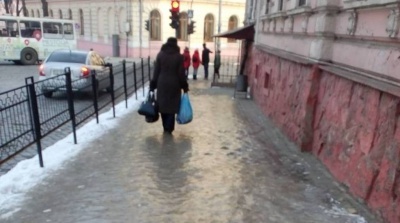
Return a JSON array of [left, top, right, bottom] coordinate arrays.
[[0, 57, 153, 169], [211, 56, 241, 87]]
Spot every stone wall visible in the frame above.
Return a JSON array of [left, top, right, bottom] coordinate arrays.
[[247, 47, 400, 223]]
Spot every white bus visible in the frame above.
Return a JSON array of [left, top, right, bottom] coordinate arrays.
[[0, 15, 77, 65]]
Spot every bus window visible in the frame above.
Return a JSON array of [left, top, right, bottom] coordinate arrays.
[[0, 20, 7, 36], [63, 23, 74, 39], [43, 22, 62, 39], [0, 19, 18, 37], [20, 20, 41, 38]]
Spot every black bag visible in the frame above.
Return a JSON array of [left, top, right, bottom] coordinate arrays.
[[145, 112, 159, 123], [138, 91, 157, 117]]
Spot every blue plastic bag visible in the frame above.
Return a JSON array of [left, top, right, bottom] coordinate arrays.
[[176, 93, 193, 124]]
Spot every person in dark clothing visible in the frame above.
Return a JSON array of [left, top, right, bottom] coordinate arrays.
[[213, 50, 221, 80], [201, 43, 213, 79], [150, 37, 189, 134]]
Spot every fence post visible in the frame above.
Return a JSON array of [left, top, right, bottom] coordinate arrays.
[[25, 77, 44, 167], [141, 58, 145, 97], [133, 62, 138, 100], [91, 70, 99, 124], [122, 60, 128, 108], [148, 56, 151, 82], [107, 63, 116, 117], [65, 67, 77, 144]]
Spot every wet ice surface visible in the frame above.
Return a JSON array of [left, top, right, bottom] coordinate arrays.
[[1, 82, 379, 223]]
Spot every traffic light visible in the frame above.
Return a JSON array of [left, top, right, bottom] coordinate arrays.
[[188, 21, 195, 35], [145, 20, 150, 31], [171, 0, 180, 13], [169, 0, 180, 29], [169, 9, 180, 29]]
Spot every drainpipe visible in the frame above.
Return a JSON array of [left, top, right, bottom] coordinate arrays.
[[217, 0, 221, 52], [139, 0, 143, 58]]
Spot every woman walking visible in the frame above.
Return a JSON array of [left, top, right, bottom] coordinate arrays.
[[183, 47, 191, 80], [191, 49, 201, 80], [150, 37, 189, 134]]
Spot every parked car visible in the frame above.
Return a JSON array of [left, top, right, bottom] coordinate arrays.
[[38, 49, 111, 98]]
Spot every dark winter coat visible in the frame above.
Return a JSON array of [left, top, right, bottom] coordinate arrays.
[[150, 42, 189, 114], [202, 47, 212, 65], [192, 50, 201, 69]]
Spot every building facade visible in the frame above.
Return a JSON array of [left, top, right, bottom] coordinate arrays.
[[21, 0, 246, 58], [244, 0, 400, 222]]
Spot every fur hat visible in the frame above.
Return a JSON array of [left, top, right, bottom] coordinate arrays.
[[167, 37, 178, 45]]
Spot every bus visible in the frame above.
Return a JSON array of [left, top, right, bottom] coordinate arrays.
[[0, 15, 77, 65]]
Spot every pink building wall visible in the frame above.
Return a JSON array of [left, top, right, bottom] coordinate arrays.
[[246, 48, 400, 223], [247, 1, 400, 221]]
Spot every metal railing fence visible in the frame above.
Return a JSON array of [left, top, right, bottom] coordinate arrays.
[[211, 56, 241, 87], [0, 57, 153, 169]]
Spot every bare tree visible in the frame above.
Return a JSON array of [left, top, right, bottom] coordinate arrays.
[[2, 0, 26, 16], [41, 0, 48, 17], [4, 0, 13, 14], [20, 0, 27, 16], [16, 0, 27, 16]]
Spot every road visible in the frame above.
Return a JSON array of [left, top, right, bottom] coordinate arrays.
[[0, 61, 40, 93]]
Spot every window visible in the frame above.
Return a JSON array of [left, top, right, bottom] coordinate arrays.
[[49, 9, 53, 18], [97, 8, 104, 37], [79, 9, 84, 35], [68, 9, 73, 20], [0, 19, 18, 37], [63, 23, 74, 39], [150, 10, 161, 41], [31, 9, 34, 17], [59, 9, 63, 19], [36, 9, 40, 18], [43, 22, 63, 39], [47, 51, 87, 64], [228, 16, 238, 43], [298, 0, 306, 6], [248, 0, 254, 20], [265, 0, 270, 14], [19, 21, 41, 38], [107, 8, 115, 35], [178, 12, 188, 41], [264, 72, 270, 88], [279, 0, 284, 11], [118, 7, 126, 34], [204, 14, 214, 42]]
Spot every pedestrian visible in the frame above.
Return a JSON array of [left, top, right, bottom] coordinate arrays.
[[150, 37, 189, 134], [183, 47, 191, 80], [213, 50, 221, 80], [201, 43, 213, 79], [192, 49, 201, 80]]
